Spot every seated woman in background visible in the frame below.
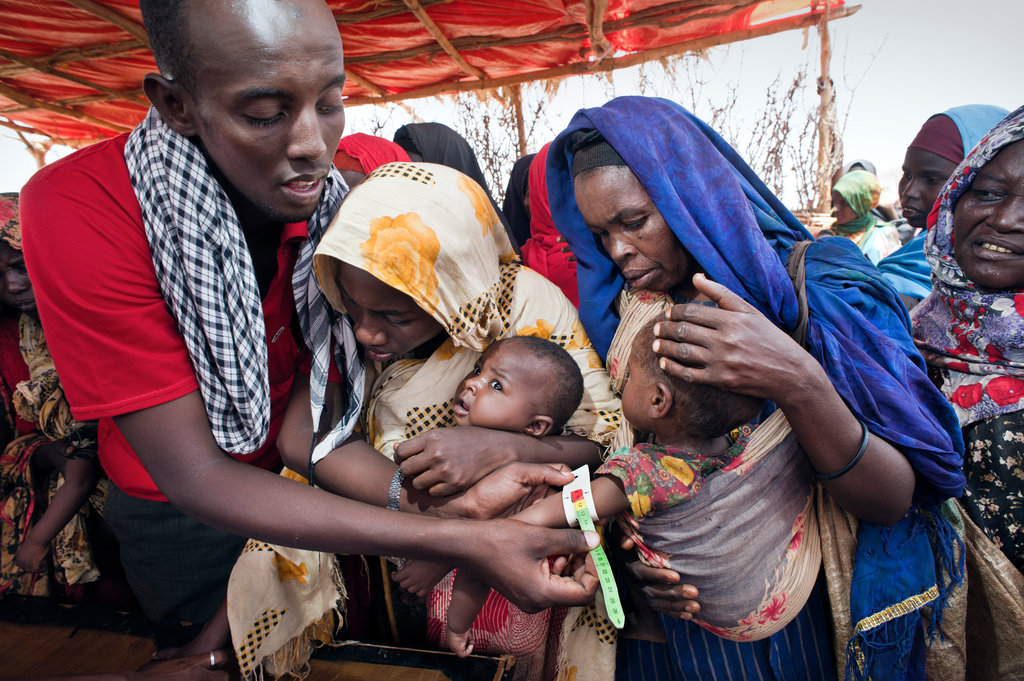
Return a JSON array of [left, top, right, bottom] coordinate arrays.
[[546, 96, 965, 681], [877, 104, 1009, 310], [831, 169, 902, 263]]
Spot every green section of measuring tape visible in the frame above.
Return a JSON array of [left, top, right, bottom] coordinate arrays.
[[572, 489, 625, 629]]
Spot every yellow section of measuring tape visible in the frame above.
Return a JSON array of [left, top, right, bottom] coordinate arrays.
[[574, 496, 625, 629]]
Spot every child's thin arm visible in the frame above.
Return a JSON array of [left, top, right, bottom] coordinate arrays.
[[15, 457, 100, 572], [514, 475, 629, 528]]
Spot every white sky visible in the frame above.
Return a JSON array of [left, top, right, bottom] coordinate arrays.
[[3, 0, 1022, 209]]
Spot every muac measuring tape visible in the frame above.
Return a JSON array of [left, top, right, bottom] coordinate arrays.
[[561, 464, 625, 629]]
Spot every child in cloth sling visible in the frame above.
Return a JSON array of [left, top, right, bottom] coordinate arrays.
[[445, 317, 822, 652]]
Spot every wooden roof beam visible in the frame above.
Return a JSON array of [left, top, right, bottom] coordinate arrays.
[[0, 81, 131, 133], [344, 4, 860, 106], [345, 68, 388, 97], [0, 48, 148, 106], [60, 0, 149, 44], [0, 116, 83, 147], [334, 0, 452, 24], [0, 90, 146, 115], [400, 0, 487, 79], [0, 40, 148, 80], [345, 0, 760, 66]]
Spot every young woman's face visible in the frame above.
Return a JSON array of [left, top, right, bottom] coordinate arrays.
[[336, 262, 444, 363], [574, 165, 698, 298], [899, 147, 958, 230], [952, 139, 1024, 290]]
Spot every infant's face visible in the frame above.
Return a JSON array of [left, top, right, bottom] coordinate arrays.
[[453, 343, 543, 432]]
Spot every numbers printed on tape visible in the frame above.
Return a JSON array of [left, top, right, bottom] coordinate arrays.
[[571, 489, 625, 629]]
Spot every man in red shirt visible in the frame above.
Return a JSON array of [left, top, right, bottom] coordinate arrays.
[[20, 0, 596, 641]]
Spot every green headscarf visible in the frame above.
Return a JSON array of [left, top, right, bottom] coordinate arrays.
[[832, 169, 881, 236]]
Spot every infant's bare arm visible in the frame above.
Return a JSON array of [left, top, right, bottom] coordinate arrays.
[[513, 474, 629, 527]]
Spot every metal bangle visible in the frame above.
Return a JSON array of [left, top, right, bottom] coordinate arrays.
[[813, 419, 869, 481], [387, 469, 405, 511]]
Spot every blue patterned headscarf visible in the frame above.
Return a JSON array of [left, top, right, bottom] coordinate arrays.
[[547, 97, 965, 680]]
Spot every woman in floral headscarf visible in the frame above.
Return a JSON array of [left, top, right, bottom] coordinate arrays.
[[831, 169, 903, 264], [229, 163, 620, 680], [912, 105, 1024, 573], [0, 192, 103, 598]]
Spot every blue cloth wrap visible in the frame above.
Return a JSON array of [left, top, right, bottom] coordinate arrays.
[[546, 96, 966, 681]]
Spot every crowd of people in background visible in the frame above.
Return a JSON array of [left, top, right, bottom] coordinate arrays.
[[1, 2, 1022, 681]]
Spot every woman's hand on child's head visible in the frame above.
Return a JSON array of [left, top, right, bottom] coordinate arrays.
[[654, 274, 814, 402], [396, 427, 518, 496]]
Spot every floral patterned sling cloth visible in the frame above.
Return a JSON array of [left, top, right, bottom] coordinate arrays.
[[604, 289, 820, 642]]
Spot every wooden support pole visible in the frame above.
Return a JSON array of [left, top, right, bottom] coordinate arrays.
[[815, 1, 834, 214], [509, 84, 527, 157], [400, 0, 487, 79], [584, 0, 613, 60], [345, 4, 859, 107], [60, 0, 150, 44]]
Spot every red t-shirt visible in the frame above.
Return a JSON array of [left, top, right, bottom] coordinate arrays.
[[21, 135, 310, 501]]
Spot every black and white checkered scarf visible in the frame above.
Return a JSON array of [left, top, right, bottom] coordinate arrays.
[[125, 108, 361, 457]]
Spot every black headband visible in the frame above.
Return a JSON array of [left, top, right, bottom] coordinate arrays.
[[570, 129, 626, 178]]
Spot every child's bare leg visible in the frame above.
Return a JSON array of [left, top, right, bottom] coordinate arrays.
[[446, 572, 490, 657], [393, 559, 451, 599]]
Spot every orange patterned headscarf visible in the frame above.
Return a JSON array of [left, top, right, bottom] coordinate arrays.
[[0, 193, 20, 250]]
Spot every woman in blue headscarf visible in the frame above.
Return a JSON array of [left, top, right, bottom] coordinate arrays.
[[878, 104, 1009, 309], [547, 97, 965, 681]]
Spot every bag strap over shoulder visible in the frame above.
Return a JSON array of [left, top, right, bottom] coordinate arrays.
[[785, 240, 812, 348]]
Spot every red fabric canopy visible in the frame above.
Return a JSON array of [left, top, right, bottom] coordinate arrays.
[[0, 0, 847, 143]]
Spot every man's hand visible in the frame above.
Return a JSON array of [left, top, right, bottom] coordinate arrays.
[[465, 519, 600, 614], [416, 462, 571, 520], [396, 427, 517, 496]]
